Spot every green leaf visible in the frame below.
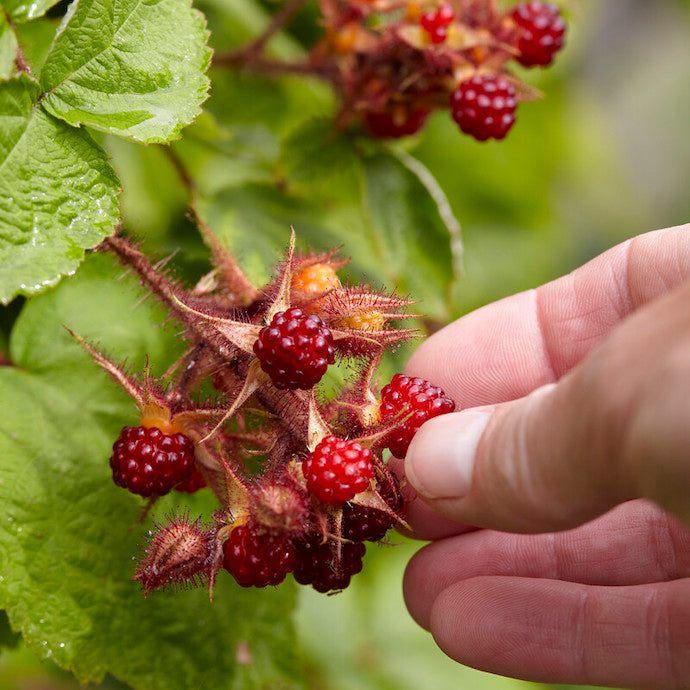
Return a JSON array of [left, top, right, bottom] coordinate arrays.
[[360, 151, 455, 320], [0, 76, 120, 305], [197, 118, 456, 321], [0, 14, 18, 81], [0, 252, 304, 690], [40, 0, 212, 143], [2, 0, 63, 23]]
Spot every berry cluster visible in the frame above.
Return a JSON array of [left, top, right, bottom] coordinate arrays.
[[222, 0, 567, 142], [75, 231, 456, 596]]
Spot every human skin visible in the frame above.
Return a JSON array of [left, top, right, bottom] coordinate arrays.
[[400, 224, 690, 689]]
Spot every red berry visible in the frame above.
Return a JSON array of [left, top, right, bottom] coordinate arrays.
[[222, 522, 296, 588], [254, 307, 335, 390], [450, 74, 517, 141], [303, 436, 375, 505], [420, 4, 454, 43], [110, 425, 195, 497], [293, 536, 366, 593], [342, 479, 401, 542], [380, 373, 455, 457], [511, 2, 566, 67], [365, 109, 429, 139], [174, 465, 207, 493]]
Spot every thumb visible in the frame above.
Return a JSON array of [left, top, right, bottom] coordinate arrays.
[[404, 282, 690, 533]]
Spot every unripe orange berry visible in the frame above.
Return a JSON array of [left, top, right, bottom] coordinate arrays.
[[337, 311, 386, 332], [291, 263, 341, 313]]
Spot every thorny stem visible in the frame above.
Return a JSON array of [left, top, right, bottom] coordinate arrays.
[[164, 343, 210, 408], [190, 207, 260, 306], [3, 9, 32, 77], [161, 145, 196, 194]]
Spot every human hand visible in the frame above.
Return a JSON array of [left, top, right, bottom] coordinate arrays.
[[400, 224, 690, 689]]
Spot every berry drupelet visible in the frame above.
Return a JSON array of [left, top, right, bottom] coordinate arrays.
[[380, 373, 455, 457], [253, 307, 336, 390], [110, 425, 196, 497]]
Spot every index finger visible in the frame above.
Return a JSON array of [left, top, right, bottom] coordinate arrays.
[[406, 224, 690, 407]]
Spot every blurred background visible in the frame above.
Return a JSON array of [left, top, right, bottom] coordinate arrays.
[[1, 0, 689, 688]]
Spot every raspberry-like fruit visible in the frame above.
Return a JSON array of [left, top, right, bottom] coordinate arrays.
[[365, 109, 429, 139], [110, 425, 195, 497], [342, 478, 401, 542], [511, 2, 566, 67], [450, 74, 517, 141], [222, 522, 296, 588], [254, 307, 336, 390], [303, 436, 375, 505], [291, 263, 341, 313], [293, 536, 366, 593], [380, 373, 455, 457], [174, 465, 207, 493], [420, 3, 454, 44]]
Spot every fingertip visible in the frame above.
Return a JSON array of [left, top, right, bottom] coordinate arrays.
[[404, 410, 492, 501]]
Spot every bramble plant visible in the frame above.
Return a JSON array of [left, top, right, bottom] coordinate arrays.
[[72, 230, 455, 595], [0, 0, 569, 687]]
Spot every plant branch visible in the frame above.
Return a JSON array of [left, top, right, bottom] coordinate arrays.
[[220, 0, 308, 61]]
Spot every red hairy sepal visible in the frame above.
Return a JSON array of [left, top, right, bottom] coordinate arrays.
[[251, 480, 309, 535], [134, 514, 222, 596]]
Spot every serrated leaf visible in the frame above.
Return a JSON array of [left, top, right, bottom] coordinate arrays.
[[40, 0, 211, 143], [0, 253, 304, 690], [2, 0, 63, 23], [0, 76, 120, 305], [0, 14, 18, 80]]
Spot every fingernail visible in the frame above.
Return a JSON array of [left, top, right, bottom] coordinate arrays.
[[404, 410, 492, 499]]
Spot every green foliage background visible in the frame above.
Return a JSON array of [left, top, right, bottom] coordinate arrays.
[[1, 0, 689, 688]]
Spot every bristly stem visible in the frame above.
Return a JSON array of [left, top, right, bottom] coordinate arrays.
[[190, 207, 260, 306]]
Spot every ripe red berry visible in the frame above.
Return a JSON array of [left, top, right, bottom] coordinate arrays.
[[303, 436, 375, 505], [365, 109, 429, 139], [293, 536, 366, 593], [342, 477, 402, 542], [110, 425, 195, 497], [450, 74, 517, 141], [222, 522, 296, 588], [174, 465, 207, 493], [380, 373, 455, 457], [420, 4, 454, 44], [254, 307, 335, 390], [511, 2, 566, 67]]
